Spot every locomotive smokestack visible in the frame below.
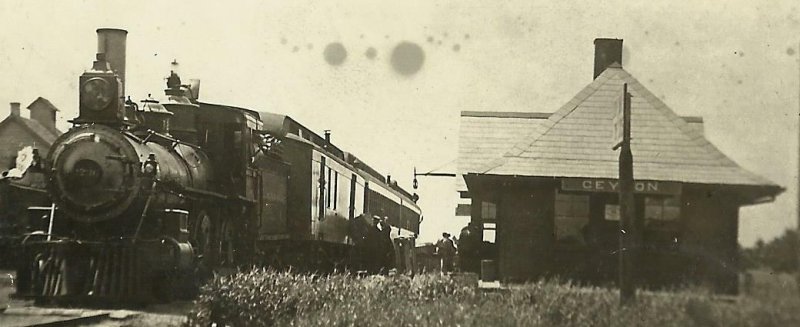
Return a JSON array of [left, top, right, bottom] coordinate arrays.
[[96, 28, 128, 94]]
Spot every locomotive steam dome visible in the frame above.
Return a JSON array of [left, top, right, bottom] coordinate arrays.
[[48, 125, 144, 222]]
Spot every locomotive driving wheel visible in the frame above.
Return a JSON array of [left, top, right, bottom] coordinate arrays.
[[219, 220, 235, 267], [192, 211, 215, 267]]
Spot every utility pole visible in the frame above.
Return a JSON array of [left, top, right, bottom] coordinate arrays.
[[613, 83, 636, 304], [796, 40, 800, 296]]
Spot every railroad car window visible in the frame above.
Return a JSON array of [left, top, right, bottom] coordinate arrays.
[[249, 129, 259, 157], [313, 157, 323, 220], [370, 191, 386, 218], [554, 191, 590, 244], [326, 167, 332, 208], [363, 181, 370, 213], [392, 200, 400, 225], [333, 172, 338, 210]]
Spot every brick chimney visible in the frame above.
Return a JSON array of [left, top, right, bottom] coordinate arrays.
[[9, 102, 20, 117], [593, 38, 623, 79], [28, 98, 58, 133]]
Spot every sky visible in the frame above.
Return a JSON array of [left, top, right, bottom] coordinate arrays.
[[0, 1, 798, 246]]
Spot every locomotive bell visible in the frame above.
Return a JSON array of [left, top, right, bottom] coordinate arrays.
[[162, 62, 200, 144]]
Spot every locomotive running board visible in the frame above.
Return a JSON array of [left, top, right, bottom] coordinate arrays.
[[181, 186, 227, 200]]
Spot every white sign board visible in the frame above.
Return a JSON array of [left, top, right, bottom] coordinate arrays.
[[605, 204, 620, 221], [1, 146, 34, 179]]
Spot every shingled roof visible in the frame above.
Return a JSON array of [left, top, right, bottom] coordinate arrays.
[[457, 111, 549, 192], [0, 114, 60, 145], [464, 65, 780, 190]]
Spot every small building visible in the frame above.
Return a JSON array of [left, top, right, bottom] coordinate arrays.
[[0, 98, 60, 268], [456, 39, 783, 294], [0, 98, 62, 170], [414, 242, 442, 273]]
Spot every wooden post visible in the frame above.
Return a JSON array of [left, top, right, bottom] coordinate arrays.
[[618, 83, 637, 304]]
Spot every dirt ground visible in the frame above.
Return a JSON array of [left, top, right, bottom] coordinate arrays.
[[0, 270, 189, 327]]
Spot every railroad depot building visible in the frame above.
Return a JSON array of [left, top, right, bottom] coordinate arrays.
[[456, 39, 783, 293]]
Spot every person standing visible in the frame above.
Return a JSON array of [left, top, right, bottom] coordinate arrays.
[[436, 232, 457, 274], [458, 223, 481, 273], [349, 214, 373, 273], [375, 216, 395, 274]]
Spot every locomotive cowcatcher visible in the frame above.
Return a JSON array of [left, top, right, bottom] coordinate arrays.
[[14, 28, 421, 304]]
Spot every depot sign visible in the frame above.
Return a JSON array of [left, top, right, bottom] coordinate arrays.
[[560, 178, 681, 195]]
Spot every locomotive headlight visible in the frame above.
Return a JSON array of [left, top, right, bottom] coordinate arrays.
[[141, 153, 159, 176], [80, 77, 114, 111], [143, 162, 157, 175]]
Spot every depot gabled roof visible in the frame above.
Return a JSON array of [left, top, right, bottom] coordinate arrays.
[[467, 65, 781, 194], [0, 114, 60, 146], [457, 111, 550, 192]]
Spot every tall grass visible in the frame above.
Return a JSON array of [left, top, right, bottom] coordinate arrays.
[[187, 268, 800, 326]]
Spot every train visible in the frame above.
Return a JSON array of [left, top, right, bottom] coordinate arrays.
[[11, 28, 421, 304]]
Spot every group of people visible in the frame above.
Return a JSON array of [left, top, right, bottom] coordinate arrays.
[[350, 217, 484, 275], [436, 222, 483, 274], [350, 213, 396, 274]]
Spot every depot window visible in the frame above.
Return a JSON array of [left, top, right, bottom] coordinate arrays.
[[483, 222, 496, 243], [481, 201, 496, 221], [645, 196, 680, 227], [554, 191, 590, 244]]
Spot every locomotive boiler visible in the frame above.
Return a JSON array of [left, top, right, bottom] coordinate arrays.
[[15, 28, 422, 304]]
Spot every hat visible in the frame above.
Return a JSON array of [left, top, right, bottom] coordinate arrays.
[[442, 232, 450, 237]]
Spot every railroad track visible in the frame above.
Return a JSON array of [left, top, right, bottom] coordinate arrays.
[[0, 307, 186, 327], [2, 270, 188, 326]]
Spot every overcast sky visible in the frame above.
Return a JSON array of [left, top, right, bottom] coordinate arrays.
[[0, 1, 797, 245]]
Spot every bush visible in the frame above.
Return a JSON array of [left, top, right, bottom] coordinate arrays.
[[187, 268, 800, 326], [742, 229, 798, 272]]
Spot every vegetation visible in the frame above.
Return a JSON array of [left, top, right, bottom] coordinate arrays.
[[187, 268, 800, 327], [741, 229, 798, 273]]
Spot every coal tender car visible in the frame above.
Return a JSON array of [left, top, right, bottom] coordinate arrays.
[[15, 28, 421, 304]]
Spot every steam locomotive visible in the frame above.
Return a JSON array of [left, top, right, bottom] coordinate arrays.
[[14, 28, 421, 303]]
